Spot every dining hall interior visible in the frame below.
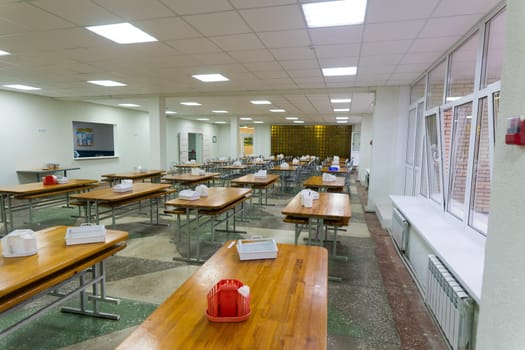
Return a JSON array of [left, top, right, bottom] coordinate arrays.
[[0, 0, 523, 349]]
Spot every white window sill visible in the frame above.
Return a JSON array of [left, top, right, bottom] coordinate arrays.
[[390, 195, 485, 303]]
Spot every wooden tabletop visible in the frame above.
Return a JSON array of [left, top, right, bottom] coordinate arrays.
[[282, 192, 351, 220], [0, 179, 98, 195], [320, 167, 348, 174], [230, 173, 280, 186], [175, 163, 202, 168], [16, 167, 80, 174], [116, 241, 328, 350], [166, 187, 251, 210], [270, 165, 299, 172], [163, 172, 220, 184], [220, 165, 249, 170], [303, 175, 345, 189], [0, 226, 128, 301], [71, 183, 171, 203], [101, 170, 165, 179]]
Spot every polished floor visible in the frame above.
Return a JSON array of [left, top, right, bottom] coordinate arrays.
[[0, 178, 448, 350]]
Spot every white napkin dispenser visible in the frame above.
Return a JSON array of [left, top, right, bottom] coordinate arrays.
[[2, 229, 38, 257]]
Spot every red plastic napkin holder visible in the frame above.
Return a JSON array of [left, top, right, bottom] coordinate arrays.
[[206, 279, 250, 322]]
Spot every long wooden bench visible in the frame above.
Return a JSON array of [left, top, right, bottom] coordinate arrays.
[[198, 196, 250, 242], [283, 215, 309, 245]]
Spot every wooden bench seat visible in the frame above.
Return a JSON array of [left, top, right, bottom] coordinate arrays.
[[15, 184, 99, 200]]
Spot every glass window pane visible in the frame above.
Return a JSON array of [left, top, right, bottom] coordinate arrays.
[[469, 97, 490, 234], [410, 76, 426, 104], [426, 59, 446, 109], [414, 102, 424, 165], [447, 31, 480, 100], [447, 102, 473, 218], [493, 91, 500, 133], [425, 114, 442, 203], [482, 9, 506, 88], [442, 108, 453, 188], [406, 109, 416, 165], [420, 139, 428, 197]]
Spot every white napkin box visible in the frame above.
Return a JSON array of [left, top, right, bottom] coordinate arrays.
[[66, 224, 106, 245], [195, 185, 209, 197], [2, 229, 38, 257], [179, 189, 200, 201]]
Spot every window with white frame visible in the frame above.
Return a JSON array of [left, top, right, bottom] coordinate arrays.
[[425, 113, 442, 204]]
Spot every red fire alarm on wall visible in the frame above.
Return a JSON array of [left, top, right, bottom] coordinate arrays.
[[505, 116, 525, 145]]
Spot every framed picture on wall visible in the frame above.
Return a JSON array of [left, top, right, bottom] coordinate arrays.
[[212, 136, 217, 143]]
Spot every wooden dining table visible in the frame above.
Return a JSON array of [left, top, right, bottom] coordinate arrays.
[[0, 226, 128, 336], [0, 179, 99, 233], [116, 240, 328, 350], [101, 170, 165, 186], [165, 187, 252, 263], [230, 173, 280, 206], [282, 191, 351, 262], [303, 175, 346, 192], [71, 183, 172, 225], [163, 172, 220, 188]]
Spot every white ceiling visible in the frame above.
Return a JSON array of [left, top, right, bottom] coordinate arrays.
[[0, 0, 502, 125]]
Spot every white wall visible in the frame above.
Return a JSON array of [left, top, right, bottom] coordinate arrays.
[[476, 0, 525, 348], [359, 117, 373, 184], [367, 86, 410, 212], [0, 90, 151, 185]]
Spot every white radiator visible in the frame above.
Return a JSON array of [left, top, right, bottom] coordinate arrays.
[[425, 255, 474, 350], [390, 208, 408, 252]]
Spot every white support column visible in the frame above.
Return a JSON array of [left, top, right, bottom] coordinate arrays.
[[230, 117, 239, 158], [476, 1, 525, 348], [148, 96, 167, 170]]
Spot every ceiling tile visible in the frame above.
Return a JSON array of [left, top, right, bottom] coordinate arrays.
[[271, 47, 315, 61], [279, 59, 318, 70], [419, 15, 481, 38], [167, 38, 221, 54], [136, 18, 201, 40], [433, 0, 500, 17], [363, 20, 426, 42], [33, 0, 121, 26], [286, 69, 322, 78], [314, 44, 360, 59], [258, 30, 310, 48], [317, 57, 359, 67], [399, 52, 441, 65], [361, 40, 412, 56], [239, 5, 304, 31], [359, 54, 403, 66], [243, 61, 282, 71], [367, 0, 439, 23], [210, 33, 264, 51], [0, 2, 72, 30], [230, 0, 296, 9], [92, 0, 172, 20], [161, 0, 232, 15], [409, 36, 461, 53], [309, 26, 363, 45], [184, 11, 251, 36], [229, 49, 275, 63]]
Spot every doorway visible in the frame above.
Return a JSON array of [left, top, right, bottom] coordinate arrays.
[[188, 133, 203, 162]]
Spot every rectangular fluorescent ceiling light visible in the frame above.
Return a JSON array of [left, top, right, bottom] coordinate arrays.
[[302, 0, 367, 28], [331, 98, 351, 103], [337, 120, 348, 123], [86, 23, 157, 44], [0, 50, 11, 56], [197, 118, 209, 121], [250, 100, 271, 105], [192, 74, 229, 82], [212, 110, 228, 113], [215, 121, 227, 124], [285, 116, 298, 120], [270, 109, 286, 112], [293, 120, 305, 124], [118, 103, 140, 107], [334, 108, 350, 112], [180, 102, 201, 106], [3, 84, 40, 90], [253, 121, 264, 124], [336, 116, 349, 120], [322, 66, 357, 76], [88, 80, 126, 87], [240, 117, 252, 120], [166, 110, 177, 115]]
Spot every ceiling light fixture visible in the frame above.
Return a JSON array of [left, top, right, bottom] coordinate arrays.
[[240, 117, 253, 120], [192, 74, 229, 82], [212, 110, 228, 113], [197, 118, 209, 121], [285, 116, 299, 120], [337, 120, 348, 124], [270, 109, 286, 112], [3, 84, 40, 91], [86, 23, 157, 44], [0, 50, 11, 56], [88, 80, 126, 87], [166, 110, 177, 115], [330, 98, 352, 103], [302, 0, 367, 28], [322, 66, 357, 76], [333, 108, 350, 112], [293, 120, 305, 124], [215, 121, 227, 124], [180, 102, 202, 106], [336, 116, 349, 120], [118, 103, 140, 107], [253, 121, 264, 124], [250, 100, 271, 105]]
